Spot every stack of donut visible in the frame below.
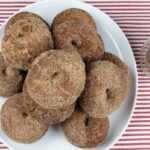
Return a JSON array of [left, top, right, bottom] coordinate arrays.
[[0, 8, 130, 148]]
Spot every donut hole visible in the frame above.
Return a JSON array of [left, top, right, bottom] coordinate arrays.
[[84, 117, 90, 127], [51, 72, 59, 79], [71, 38, 81, 49], [51, 71, 67, 83], [2, 69, 6, 75], [106, 88, 116, 100], [18, 32, 24, 38], [19, 70, 28, 76], [22, 112, 28, 118]]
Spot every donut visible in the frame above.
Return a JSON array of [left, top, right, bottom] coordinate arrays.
[[1, 93, 48, 144], [51, 8, 97, 30], [79, 60, 127, 118], [23, 82, 76, 125], [52, 21, 104, 63], [102, 52, 130, 91], [2, 12, 53, 70], [61, 106, 109, 148], [26, 50, 86, 109], [0, 52, 25, 96]]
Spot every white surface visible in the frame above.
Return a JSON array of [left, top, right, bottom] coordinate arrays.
[[0, 0, 137, 150]]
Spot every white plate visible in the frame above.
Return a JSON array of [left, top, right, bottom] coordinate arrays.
[[0, 0, 137, 150]]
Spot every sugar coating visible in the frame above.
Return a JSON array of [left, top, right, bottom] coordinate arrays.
[[79, 61, 127, 118], [51, 8, 97, 30], [52, 21, 104, 63], [1, 93, 48, 144], [23, 82, 76, 125], [102, 52, 131, 92], [2, 12, 53, 70], [0, 52, 25, 96], [62, 107, 109, 148], [26, 50, 86, 109]]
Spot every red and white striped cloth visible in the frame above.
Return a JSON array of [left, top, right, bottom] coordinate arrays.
[[0, 0, 150, 149]]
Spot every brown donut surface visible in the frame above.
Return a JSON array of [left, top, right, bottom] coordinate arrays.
[[26, 50, 86, 109], [52, 8, 97, 30], [79, 60, 126, 118], [0, 52, 25, 96], [102, 52, 130, 91], [23, 83, 76, 125], [1, 93, 48, 144], [52, 21, 104, 63], [2, 12, 53, 70], [62, 107, 109, 148]]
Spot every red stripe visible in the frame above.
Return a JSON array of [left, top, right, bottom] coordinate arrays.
[[133, 50, 141, 52], [137, 98, 150, 101], [110, 148, 150, 150], [0, 2, 34, 4], [137, 79, 150, 81], [138, 86, 150, 88], [0, 146, 8, 149], [136, 103, 150, 105], [124, 30, 150, 33], [126, 129, 150, 132], [115, 143, 150, 146], [135, 106, 150, 109], [138, 90, 150, 92], [120, 26, 150, 29], [138, 82, 150, 84], [134, 112, 150, 114], [0, 17, 9, 19], [129, 124, 150, 127], [133, 116, 150, 118], [123, 133, 150, 136], [127, 37, 147, 40], [100, 8, 150, 10], [0, 13, 13, 15], [138, 73, 148, 76], [118, 22, 150, 25], [92, 5, 150, 7], [0, 5, 26, 8], [112, 15, 150, 18], [137, 99, 150, 101], [0, 9, 20, 11], [85, 1, 150, 3], [131, 120, 150, 123], [119, 138, 150, 141], [130, 42, 144, 44], [107, 12, 150, 14], [132, 46, 143, 48]]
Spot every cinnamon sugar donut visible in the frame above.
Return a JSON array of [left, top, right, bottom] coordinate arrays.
[[2, 12, 53, 70], [79, 60, 127, 118], [62, 107, 109, 148], [1, 93, 48, 144], [23, 83, 76, 125], [26, 50, 86, 109], [51, 8, 97, 30], [0, 52, 25, 96], [102, 52, 130, 90], [52, 21, 104, 63]]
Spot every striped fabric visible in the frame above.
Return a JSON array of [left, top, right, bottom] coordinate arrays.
[[0, 0, 150, 149]]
